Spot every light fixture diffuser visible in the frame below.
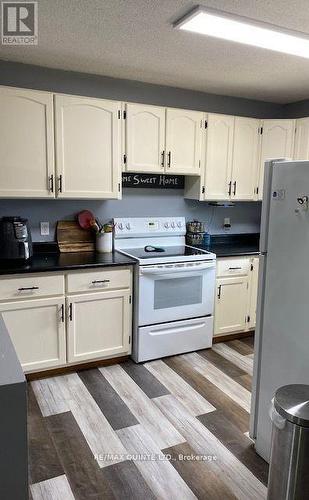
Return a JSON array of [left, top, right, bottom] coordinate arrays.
[[174, 6, 309, 59]]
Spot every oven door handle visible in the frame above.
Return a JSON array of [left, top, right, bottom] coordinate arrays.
[[140, 262, 216, 275]]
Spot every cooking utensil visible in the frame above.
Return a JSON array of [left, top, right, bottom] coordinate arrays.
[[90, 219, 100, 233]]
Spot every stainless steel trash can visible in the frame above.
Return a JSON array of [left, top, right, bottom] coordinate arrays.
[[268, 384, 309, 500]]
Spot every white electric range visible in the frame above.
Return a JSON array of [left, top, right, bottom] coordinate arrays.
[[114, 217, 216, 362]]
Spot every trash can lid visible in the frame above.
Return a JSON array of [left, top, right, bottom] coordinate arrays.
[[274, 385, 309, 427]]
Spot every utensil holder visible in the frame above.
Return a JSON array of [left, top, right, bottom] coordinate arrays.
[[96, 232, 112, 253]]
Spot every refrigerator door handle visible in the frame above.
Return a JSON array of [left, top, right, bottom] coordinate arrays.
[[259, 159, 286, 254]]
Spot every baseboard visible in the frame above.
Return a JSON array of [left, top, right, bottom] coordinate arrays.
[[213, 331, 254, 344], [26, 355, 129, 381]]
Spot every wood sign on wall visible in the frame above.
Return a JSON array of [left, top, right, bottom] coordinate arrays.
[[122, 173, 184, 189]]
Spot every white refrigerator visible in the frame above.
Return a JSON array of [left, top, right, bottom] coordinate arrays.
[[250, 159, 309, 462]]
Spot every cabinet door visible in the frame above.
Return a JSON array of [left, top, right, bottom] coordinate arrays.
[[214, 277, 248, 336], [165, 108, 203, 175], [294, 118, 309, 160], [204, 114, 234, 200], [67, 290, 132, 363], [55, 95, 121, 199], [0, 298, 66, 372], [0, 87, 55, 198], [125, 103, 165, 173], [258, 119, 295, 199], [231, 117, 260, 201], [248, 257, 259, 329]]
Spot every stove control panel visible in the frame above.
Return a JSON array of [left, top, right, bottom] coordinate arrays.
[[114, 217, 186, 238]]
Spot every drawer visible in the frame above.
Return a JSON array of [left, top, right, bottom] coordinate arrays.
[[0, 274, 64, 301], [66, 267, 131, 293], [216, 257, 251, 278]]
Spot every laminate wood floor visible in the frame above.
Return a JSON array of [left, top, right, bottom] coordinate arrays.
[[28, 335, 268, 500]]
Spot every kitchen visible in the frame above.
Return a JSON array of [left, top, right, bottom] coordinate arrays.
[[1, 2, 309, 499]]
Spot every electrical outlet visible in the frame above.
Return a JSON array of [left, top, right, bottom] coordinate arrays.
[[40, 221, 50, 236], [223, 217, 231, 229]]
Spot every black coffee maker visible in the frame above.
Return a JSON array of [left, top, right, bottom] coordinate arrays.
[[0, 217, 33, 261]]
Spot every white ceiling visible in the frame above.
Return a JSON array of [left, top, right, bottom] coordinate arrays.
[[1, 0, 309, 103]]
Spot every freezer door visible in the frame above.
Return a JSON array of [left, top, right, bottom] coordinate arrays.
[[253, 160, 309, 461], [259, 159, 286, 254]]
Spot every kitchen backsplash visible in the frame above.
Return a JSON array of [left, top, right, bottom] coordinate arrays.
[[0, 189, 261, 242]]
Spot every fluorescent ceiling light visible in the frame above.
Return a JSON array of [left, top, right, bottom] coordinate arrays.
[[174, 6, 309, 59]]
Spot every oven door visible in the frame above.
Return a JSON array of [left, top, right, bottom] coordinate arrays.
[[138, 261, 216, 326]]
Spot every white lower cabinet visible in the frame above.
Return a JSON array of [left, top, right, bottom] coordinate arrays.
[[67, 289, 132, 363], [0, 267, 132, 373], [0, 297, 66, 372], [214, 256, 259, 337], [214, 277, 248, 336]]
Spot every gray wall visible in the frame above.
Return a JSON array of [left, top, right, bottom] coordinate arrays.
[[0, 190, 261, 242], [282, 100, 309, 118], [0, 60, 283, 118], [0, 60, 270, 240]]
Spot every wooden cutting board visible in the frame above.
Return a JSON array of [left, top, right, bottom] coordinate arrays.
[[57, 221, 95, 253]]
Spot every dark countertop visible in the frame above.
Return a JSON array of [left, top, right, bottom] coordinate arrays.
[[0, 243, 137, 275], [0, 235, 259, 275], [202, 233, 260, 258]]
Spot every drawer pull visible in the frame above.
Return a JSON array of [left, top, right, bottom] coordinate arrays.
[[18, 286, 39, 291], [228, 267, 242, 270], [91, 279, 110, 284]]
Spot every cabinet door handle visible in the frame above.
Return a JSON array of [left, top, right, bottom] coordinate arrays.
[[69, 303, 73, 321], [60, 304, 64, 323], [229, 267, 242, 270], [161, 151, 165, 168], [18, 286, 39, 291], [228, 181, 232, 196], [217, 285, 222, 299], [167, 151, 171, 168], [58, 175, 63, 193], [49, 174, 54, 193], [91, 279, 110, 284], [233, 181, 237, 196]]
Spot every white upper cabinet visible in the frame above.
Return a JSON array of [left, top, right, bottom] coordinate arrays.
[[55, 95, 121, 199], [165, 108, 203, 175], [294, 118, 309, 160], [258, 119, 295, 199], [204, 113, 234, 200], [231, 117, 260, 201], [0, 87, 55, 198], [125, 103, 165, 173]]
